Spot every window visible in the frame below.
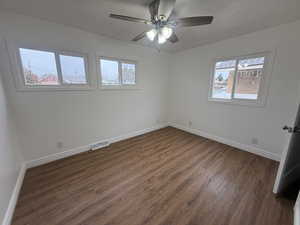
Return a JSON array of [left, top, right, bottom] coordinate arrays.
[[211, 59, 236, 100], [234, 57, 264, 100], [209, 53, 271, 106], [100, 59, 120, 85], [17, 47, 89, 90], [99, 57, 137, 87], [121, 63, 136, 85], [60, 54, 87, 84], [19, 48, 59, 86]]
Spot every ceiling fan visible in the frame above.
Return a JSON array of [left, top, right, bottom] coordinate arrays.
[[109, 0, 213, 45]]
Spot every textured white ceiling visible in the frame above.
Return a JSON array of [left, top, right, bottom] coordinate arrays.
[[1, 0, 300, 52]]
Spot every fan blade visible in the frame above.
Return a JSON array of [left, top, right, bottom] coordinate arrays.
[[168, 33, 179, 43], [149, 0, 159, 21], [149, 0, 176, 21], [132, 31, 147, 42], [175, 16, 213, 27], [110, 14, 151, 24], [158, 0, 176, 20]]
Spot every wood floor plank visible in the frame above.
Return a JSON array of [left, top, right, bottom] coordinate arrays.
[[11, 127, 294, 225]]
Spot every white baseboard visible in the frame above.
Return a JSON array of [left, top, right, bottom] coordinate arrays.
[[25, 144, 90, 169], [108, 124, 167, 143], [170, 123, 281, 162], [26, 123, 168, 168], [2, 163, 27, 225]]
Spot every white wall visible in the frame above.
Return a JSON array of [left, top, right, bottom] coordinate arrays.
[[1, 9, 300, 225], [169, 20, 300, 159], [0, 12, 170, 161], [1, 11, 300, 165], [0, 36, 23, 224]]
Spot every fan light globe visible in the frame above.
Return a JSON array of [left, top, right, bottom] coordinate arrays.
[[161, 26, 173, 39], [146, 29, 157, 41], [158, 33, 167, 44]]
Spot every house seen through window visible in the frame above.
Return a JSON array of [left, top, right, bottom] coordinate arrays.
[[19, 48, 88, 88], [20, 48, 59, 86], [211, 55, 266, 103]]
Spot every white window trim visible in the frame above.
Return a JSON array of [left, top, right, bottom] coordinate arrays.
[[97, 56, 139, 90], [208, 51, 275, 107], [7, 42, 92, 91]]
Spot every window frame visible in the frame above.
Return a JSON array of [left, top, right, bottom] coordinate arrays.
[[208, 52, 274, 107], [58, 51, 89, 86], [10, 44, 91, 91], [97, 56, 138, 90]]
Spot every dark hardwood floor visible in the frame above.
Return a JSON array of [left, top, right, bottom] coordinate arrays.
[[12, 127, 294, 225]]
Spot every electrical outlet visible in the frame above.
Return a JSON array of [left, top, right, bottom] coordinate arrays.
[[251, 138, 258, 145], [56, 141, 63, 149]]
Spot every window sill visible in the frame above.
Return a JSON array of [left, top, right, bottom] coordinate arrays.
[[208, 97, 266, 107], [16, 85, 94, 92], [99, 85, 141, 91]]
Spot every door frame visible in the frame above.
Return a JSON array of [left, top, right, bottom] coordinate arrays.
[[273, 133, 293, 193], [273, 100, 300, 194]]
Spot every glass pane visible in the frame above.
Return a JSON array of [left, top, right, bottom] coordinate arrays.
[[234, 57, 265, 100], [19, 48, 59, 85], [100, 59, 120, 85], [212, 60, 236, 99], [60, 55, 87, 84], [122, 63, 136, 85]]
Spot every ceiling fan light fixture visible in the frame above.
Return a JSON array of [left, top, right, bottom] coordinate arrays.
[[146, 29, 157, 41], [158, 33, 167, 44], [161, 26, 173, 39], [110, 0, 214, 45]]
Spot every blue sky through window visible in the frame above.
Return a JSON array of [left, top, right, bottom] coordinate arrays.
[[20, 48, 58, 77], [60, 55, 87, 84], [100, 59, 119, 85], [20, 48, 88, 85]]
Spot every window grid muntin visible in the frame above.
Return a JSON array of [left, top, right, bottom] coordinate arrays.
[[17, 47, 89, 88], [210, 53, 269, 105], [99, 57, 137, 87]]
